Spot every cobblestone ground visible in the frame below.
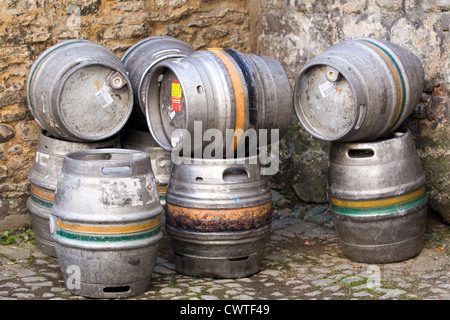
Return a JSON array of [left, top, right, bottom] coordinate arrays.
[[0, 206, 449, 301]]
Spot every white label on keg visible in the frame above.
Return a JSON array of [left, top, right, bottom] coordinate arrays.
[[95, 86, 114, 108], [319, 81, 336, 98]]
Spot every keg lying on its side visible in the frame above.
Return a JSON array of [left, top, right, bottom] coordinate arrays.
[[294, 37, 424, 142], [165, 156, 272, 278], [27, 39, 133, 142], [50, 149, 163, 298], [26, 130, 121, 257], [121, 36, 194, 117], [145, 48, 293, 155], [328, 130, 427, 263]]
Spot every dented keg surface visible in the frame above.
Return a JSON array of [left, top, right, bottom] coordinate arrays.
[[26, 130, 121, 257], [165, 156, 272, 278], [145, 48, 293, 155], [328, 130, 427, 264], [294, 37, 424, 142], [27, 39, 133, 142], [50, 149, 163, 298], [121, 36, 194, 117]]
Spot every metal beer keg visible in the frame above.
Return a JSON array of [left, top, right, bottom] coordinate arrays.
[[328, 130, 428, 263]]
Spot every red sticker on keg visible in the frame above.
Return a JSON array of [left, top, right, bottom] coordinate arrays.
[[171, 79, 182, 111]]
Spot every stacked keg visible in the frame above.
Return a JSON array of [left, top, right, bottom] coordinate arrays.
[[26, 39, 163, 298], [142, 47, 293, 278], [293, 37, 428, 263]]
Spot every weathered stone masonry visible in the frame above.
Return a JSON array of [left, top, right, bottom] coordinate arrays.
[[0, 0, 448, 230]]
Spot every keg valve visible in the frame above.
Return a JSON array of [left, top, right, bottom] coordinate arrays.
[[325, 66, 340, 82], [107, 71, 126, 90]]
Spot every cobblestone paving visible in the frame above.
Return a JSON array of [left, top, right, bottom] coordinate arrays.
[[0, 208, 449, 301]]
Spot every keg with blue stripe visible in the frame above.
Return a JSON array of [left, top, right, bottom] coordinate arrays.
[[50, 149, 162, 298], [294, 37, 424, 142], [328, 130, 428, 263]]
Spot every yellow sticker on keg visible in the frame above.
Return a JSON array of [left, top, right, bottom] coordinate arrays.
[[171, 79, 182, 111]]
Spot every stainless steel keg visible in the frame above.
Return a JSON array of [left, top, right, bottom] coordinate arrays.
[[50, 149, 162, 298], [120, 128, 172, 205], [145, 48, 293, 155], [328, 130, 427, 263], [121, 36, 194, 117], [26, 130, 120, 257], [294, 37, 424, 142], [165, 155, 272, 278], [27, 39, 133, 142]]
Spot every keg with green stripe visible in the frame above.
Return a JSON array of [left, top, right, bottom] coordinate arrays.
[[328, 130, 428, 263], [50, 149, 163, 298], [294, 37, 424, 142], [27, 39, 133, 142], [27, 130, 120, 257]]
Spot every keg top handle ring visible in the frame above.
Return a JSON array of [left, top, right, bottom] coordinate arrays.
[[62, 148, 151, 176]]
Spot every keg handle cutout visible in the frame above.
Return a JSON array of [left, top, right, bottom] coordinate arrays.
[[103, 285, 131, 293], [355, 105, 366, 130], [348, 148, 375, 158], [222, 168, 250, 182], [84, 153, 112, 161], [59, 62, 81, 80], [153, 49, 182, 59], [102, 166, 132, 175]]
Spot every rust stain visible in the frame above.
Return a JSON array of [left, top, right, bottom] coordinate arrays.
[[166, 202, 272, 232]]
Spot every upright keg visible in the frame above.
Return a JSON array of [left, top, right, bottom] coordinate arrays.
[[50, 149, 163, 298], [27, 39, 133, 142], [26, 130, 120, 257], [165, 155, 272, 278], [121, 36, 194, 117], [145, 48, 293, 155], [328, 130, 427, 263], [294, 37, 424, 142]]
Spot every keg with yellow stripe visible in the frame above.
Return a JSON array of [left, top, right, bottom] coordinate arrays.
[[294, 37, 424, 142], [328, 130, 427, 263], [165, 155, 272, 278], [50, 149, 163, 298], [144, 48, 292, 156], [26, 130, 121, 257]]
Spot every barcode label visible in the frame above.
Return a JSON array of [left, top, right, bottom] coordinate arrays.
[[319, 81, 336, 98], [95, 86, 114, 108]]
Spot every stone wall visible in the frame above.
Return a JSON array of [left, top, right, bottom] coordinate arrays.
[[0, 0, 250, 230], [255, 0, 450, 223], [0, 0, 449, 230]]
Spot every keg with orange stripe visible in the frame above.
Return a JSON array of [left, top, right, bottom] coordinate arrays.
[[294, 37, 424, 142], [144, 48, 292, 156], [165, 155, 272, 278], [26, 130, 121, 257], [328, 130, 428, 263], [50, 149, 163, 298]]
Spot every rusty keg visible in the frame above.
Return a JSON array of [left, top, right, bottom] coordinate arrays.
[[165, 155, 272, 278], [50, 149, 162, 298], [328, 130, 427, 263], [26, 130, 120, 257], [294, 37, 424, 142], [145, 48, 292, 155], [121, 36, 194, 117], [27, 39, 133, 142]]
